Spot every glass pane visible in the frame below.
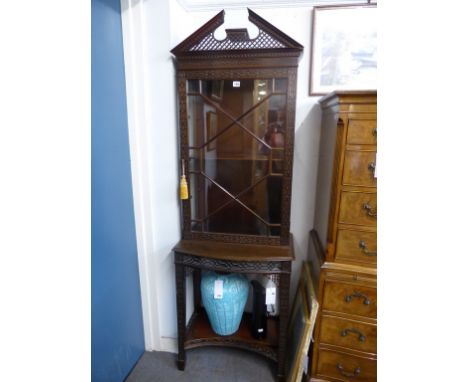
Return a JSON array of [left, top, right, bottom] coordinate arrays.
[[191, 221, 202, 232], [204, 175, 234, 217], [206, 202, 268, 236], [273, 78, 287, 93], [266, 175, 282, 236], [189, 168, 235, 223], [187, 95, 205, 148], [237, 175, 282, 226], [186, 77, 288, 237], [187, 79, 200, 93], [236, 94, 286, 134], [188, 149, 201, 173], [188, 173, 204, 221]]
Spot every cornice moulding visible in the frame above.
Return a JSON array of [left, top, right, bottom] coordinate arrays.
[[175, 0, 368, 11]]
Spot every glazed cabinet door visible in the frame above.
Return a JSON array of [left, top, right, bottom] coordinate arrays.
[[184, 77, 289, 239]]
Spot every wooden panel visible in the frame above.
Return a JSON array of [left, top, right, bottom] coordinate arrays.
[[316, 348, 376, 382], [342, 150, 377, 188], [347, 104, 377, 113], [347, 119, 377, 145], [319, 91, 376, 110], [339, 192, 377, 227], [327, 118, 346, 244], [322, 267, 376, 280], [322, 280, 376, 319], [173, 238, 294, 262], [186, 309, 279, 349], [335, 229, 377, 266], [319, 315, 377, 354]]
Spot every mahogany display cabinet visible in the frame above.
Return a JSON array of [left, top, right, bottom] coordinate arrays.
[[170, 9, 303, 382]]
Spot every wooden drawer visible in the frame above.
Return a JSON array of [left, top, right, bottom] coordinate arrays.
[[322, 280, 376, 319], [319, 315, 377, 354], [347, 104, 377, 114], [316, 348, 376, 382], [335, 229, 377, 266], [346, 119, 377, 145], [342, 150, 377, 188], [339, 192, 377, 227]]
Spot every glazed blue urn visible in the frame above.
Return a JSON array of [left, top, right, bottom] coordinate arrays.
[[201, 271, 249, 336]]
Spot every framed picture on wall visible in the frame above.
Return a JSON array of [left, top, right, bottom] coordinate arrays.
[[309, 3, 377, 95]]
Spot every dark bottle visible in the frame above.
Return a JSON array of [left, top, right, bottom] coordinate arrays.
[[251, 280, 267, 339]]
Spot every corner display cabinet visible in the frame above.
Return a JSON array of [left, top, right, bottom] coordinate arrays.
[[171, 9, 303, 381]]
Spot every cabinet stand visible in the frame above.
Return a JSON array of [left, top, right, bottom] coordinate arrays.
[[174, 239, 294, 382]]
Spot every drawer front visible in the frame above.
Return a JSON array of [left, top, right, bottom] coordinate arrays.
[[348, 105, 377, 114], [347, 119, 377, 145], [339, 192, 377, 227], [322, 280, 376, 319], [335, 229, 377, 265], [319, 315, 377, 354], [342, 150, 377, 188], [316, 348, 376, 382]]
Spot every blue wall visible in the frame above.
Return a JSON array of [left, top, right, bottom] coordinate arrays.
[[92, 0, 145, 381]]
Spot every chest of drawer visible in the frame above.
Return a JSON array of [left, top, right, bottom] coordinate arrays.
[[335, 229, 377, 266], [322, 280, 376, 319], [339, 192, 377, 227], [319, 315, 377, 354], [346, 119, 377, 145], [316, 348, 376, 382], [342, 150, 377, 188]]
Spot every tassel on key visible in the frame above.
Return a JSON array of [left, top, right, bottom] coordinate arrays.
[[180, 160, 189, 200]]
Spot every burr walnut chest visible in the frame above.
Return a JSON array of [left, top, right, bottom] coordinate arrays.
[[309, 91, 377, 382]]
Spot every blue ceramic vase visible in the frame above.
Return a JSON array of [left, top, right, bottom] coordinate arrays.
[[201, 271, 249, 336]]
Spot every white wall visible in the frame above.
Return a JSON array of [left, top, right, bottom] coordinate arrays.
[[122, 0, 324, 352]]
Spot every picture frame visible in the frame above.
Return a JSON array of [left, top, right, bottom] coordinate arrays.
[[206, 111, 218, 151], [286, 262, 319, 382], [309, 3, 377, 95], [302, 262, 319, 328]]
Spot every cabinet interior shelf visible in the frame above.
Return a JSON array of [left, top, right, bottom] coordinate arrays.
[[185, 308, 279, 361]]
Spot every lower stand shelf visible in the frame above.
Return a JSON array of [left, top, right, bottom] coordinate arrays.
[[185, 308, 279, 361], [173, 239, 294, 382]]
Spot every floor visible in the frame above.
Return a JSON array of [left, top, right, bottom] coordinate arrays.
[[125, 347, 277, 382]]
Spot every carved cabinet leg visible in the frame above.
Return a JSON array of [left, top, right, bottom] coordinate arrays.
[[175, 260, 186, 370], [277, 265, 291, 382]]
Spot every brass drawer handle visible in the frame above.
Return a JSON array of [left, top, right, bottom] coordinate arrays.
[[344, 291, 371, 305], [359, 240, 377, 256], [368, 162, 376, 176], [336, 363, 361, 378], [372, 127, 377, 137], [341, 328, 366, 342], [362, 202, 377, 218]]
